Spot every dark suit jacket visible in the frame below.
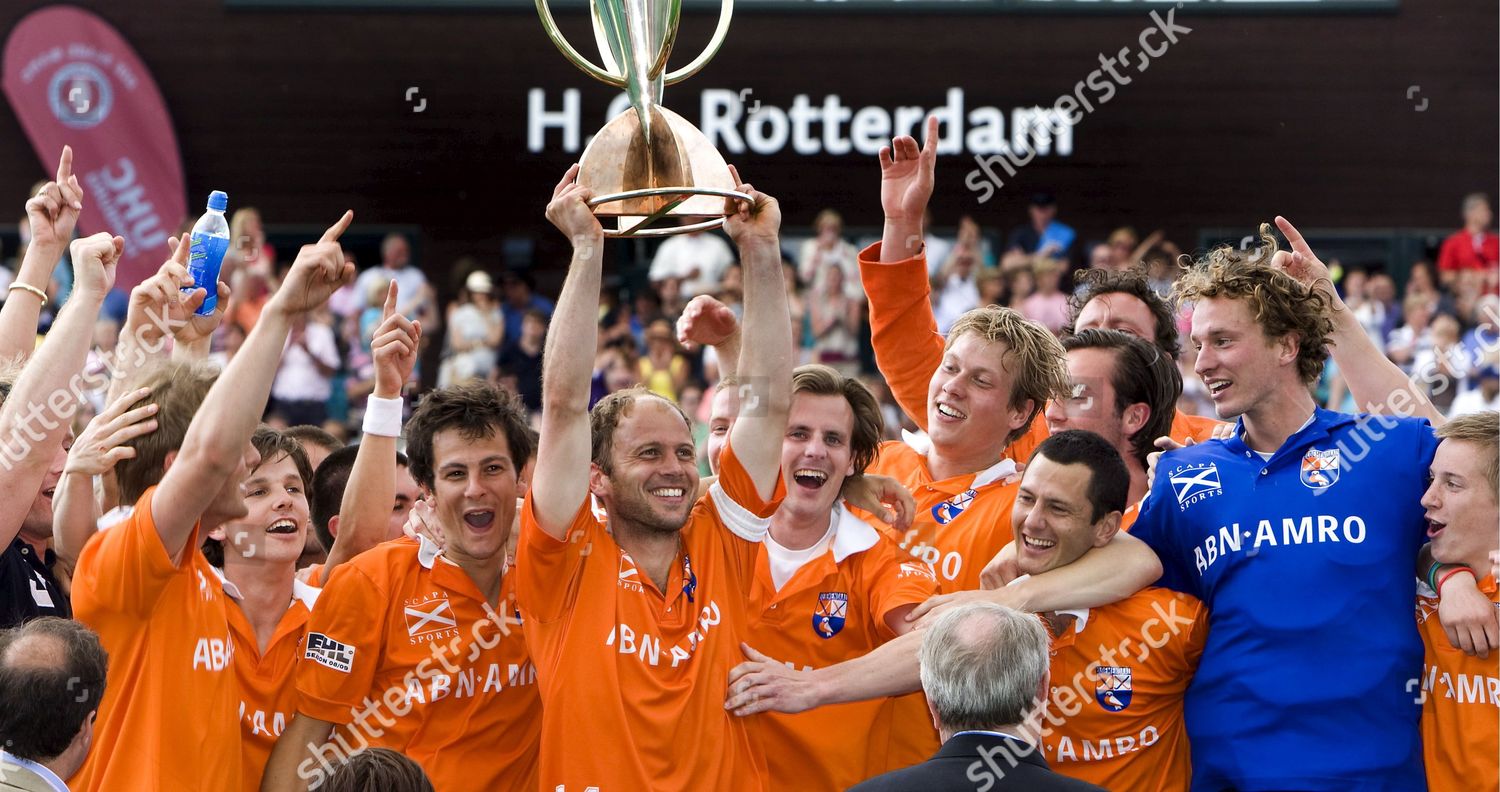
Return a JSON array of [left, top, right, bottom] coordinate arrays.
[[849, 732, 1107, 792]]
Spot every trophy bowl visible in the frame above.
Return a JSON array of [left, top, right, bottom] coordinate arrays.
[[537, 0, 751, 237]]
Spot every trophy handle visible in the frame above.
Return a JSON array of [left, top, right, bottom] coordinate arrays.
[[662, 0, 733, 85], [647, 0, 682, 81], [536, 0, 628, 88]]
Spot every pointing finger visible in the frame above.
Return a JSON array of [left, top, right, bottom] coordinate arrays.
[[382, 279, 398, 322], [320, 210, 354, 243], [57, 145, 73, 185]]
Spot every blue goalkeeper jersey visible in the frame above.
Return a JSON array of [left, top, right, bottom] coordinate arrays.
[[1132, 408, 1437, 791]]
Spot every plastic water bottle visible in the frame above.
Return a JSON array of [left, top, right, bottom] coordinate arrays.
[[187, 191, 231, 316]]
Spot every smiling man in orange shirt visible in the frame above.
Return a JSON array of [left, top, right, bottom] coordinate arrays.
[[1415, 411, 1500, 792], [518, 166, 793, 792], [69, 212, 355, 792]]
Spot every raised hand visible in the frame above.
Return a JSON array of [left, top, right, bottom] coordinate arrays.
[[371, 280, 421, 398], [68, 232, 123, 299], [64, 387, 159, 477], [162, 235, 228, 345], [273, 211, 355, 316], [721, 164, 780, 248], [677, 294, 739, 350], [879, 115, 937, 223], [123, 245, 201, 347], [1271, 216, 1335, 296], [545, 164, 603, 246], [25, 146, 84, 252]]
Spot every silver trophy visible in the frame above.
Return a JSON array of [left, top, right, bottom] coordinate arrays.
[[537, 0, 750, 237]]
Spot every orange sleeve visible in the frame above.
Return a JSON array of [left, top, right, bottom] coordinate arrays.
[[858, 242, 940, 432], [715, 439, 787, 521], [295, 563, 388, 723], [1002, 417, 1050, 465], [71, 486, 197, 622], [863, 539, 939, 641], [516, 494, 599, 625], [1172, 409, 1225, 445]]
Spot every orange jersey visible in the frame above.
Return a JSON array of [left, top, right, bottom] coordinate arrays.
[[295, 537, 540, 792], [223, 574, 320, 792], [1040, 587, 1206, 792], [69, 486, 242, 792], [745, 504, 940, 792], [1417, 575, 1500, 792], [516, 444, 784, 792]]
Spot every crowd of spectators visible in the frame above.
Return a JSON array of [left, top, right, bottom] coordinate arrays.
[[3, 187, 1495, 463]]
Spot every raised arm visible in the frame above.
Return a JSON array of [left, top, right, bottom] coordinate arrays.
[[862, 116, 943, 429], [0, 232, 119, 551], [722, 168, 793, 499], [150, 212, 353, 560], [52, 386, 160, 570], [107, 239, 220, 403], [677, 294, 742, 383], [531, 165, 605, 539], [1273, 216, 1444, 426], [323, 281, 419, 574], [0, 147, 82, 361]]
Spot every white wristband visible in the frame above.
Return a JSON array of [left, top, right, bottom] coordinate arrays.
[[362, 395, 404, 438]]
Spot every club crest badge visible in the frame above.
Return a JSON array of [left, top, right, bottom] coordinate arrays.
[[1300, 448, 1340, 490], [932, 489, 977, 525], [1095, 666, 1133, 712], [813, 592, 848, 639]]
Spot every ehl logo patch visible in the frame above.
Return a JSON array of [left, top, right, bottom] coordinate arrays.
[[1170, 463, 1222, 511], [1300, 448, 1340, 490], [932, 489, 977, 525], [1095, 666, 1132, 711], [813, 592, 848, 639], [305, 633, 355, 674]]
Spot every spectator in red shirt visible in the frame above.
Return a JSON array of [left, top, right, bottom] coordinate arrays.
[[1437, 193, 1498, 290]]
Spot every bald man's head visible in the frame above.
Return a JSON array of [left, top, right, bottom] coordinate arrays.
[[0, 618, 108, 763]]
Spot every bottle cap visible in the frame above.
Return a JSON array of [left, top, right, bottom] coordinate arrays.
[[207, 191, 228, 212]]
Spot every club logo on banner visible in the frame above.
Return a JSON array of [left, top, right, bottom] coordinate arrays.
[[4, 6, 187, 289]]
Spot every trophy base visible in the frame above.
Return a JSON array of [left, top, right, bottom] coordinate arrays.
[[578, 105, 748, 238], [589, 187, 751, 237]]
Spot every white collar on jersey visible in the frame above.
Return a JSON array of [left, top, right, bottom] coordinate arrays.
[[211, 565, 320, 611], [1008, 574, 1089, 632], [749, 498, 881, 566], [901, 429, 1019, 488], [418, 533, 441, 569]]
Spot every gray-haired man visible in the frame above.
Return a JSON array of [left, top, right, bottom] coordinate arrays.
[[850, 602, 1103, 792]]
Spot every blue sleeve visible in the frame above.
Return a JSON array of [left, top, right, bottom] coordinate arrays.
[[1132, 467, 1201, 600]]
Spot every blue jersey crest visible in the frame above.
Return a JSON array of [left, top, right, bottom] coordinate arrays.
[[1300, 448, 1341, 490]]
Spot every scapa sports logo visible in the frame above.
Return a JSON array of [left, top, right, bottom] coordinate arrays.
[[1170, 462, 1222, 511], [305, 632, 355, 673], [403, 595, 457, 641]]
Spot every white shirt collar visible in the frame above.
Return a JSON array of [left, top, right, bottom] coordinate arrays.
[[418, 533, 442, 569], [828, 500, 881, 563], [900, 429, 1019, 487], [0, 750, 69, 792], [212, 566, 322, 611]]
